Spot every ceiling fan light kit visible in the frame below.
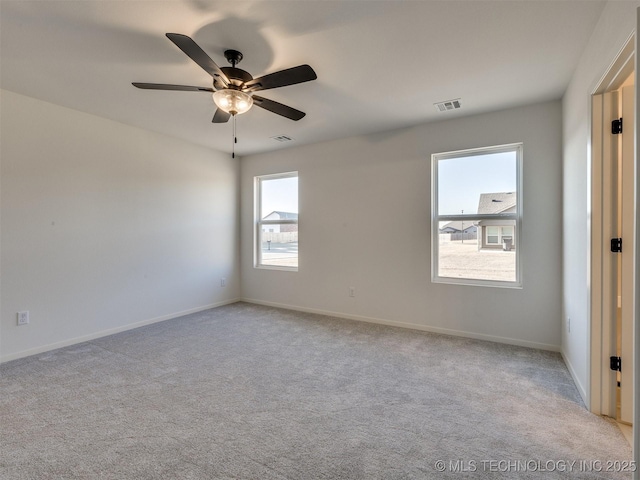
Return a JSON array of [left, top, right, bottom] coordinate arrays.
[[132, 33, 317, 157], [212, 89, 253, 115]]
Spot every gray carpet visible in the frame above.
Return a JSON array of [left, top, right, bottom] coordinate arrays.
[[0, 302, 633, 479]]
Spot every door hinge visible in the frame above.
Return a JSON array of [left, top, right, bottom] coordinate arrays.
[[610, 356, 622, 372], [611, 238, 622, 253], [612, 118, 623, 134]]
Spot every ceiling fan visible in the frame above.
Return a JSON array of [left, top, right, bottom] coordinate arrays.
[[133, 33, 317, 123]]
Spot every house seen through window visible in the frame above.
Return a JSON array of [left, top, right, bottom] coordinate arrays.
[[255, 172, 298, 270], [432, 144, 522, 287]]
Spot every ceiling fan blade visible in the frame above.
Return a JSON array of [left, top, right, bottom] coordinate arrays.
[[212, 109, 231, 123], [132, 83, 214, 92], [165, 33, 230, 86], [252, 95, 306, 121], [243, 65, 317, 92]]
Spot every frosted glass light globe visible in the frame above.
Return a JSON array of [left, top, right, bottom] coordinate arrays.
[[212, 89, 253, 115]]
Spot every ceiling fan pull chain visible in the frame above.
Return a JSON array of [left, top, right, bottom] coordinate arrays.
[[232, 115, 237, 158]]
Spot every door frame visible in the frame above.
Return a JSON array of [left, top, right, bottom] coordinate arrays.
[[589, 26, 639, 476], [589, 33, 634, 418]]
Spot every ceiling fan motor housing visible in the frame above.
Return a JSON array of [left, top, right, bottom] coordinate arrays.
[[220, 66, 253, 88]]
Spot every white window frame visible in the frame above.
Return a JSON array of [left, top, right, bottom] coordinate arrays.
[[254, 171, 299, 271], [486, 226, 515, 245], [431, 143, 523, 288]]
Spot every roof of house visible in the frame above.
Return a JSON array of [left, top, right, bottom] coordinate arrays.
[[440, 221, 477, 232], [477, 192, 517, 214], [263, 211, 299, 220]]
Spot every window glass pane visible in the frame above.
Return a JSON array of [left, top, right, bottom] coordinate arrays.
[[437, 151, 517, 215], [260, 224, 298, 268], [261, 176, 298, 219], [438, 234, 516, 282], [256, 172, 298, 270], [501, 227, 514, 240], [433, 144, 521, 286], [487, 226, 499, 244]]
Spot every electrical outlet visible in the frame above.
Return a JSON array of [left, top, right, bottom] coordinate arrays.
[[221, 278, 227, 287], [567, 318, 571, 333], [349, 287, 356, 298], [17, 311, 29, 326]]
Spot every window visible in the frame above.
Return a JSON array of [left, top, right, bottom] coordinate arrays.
[[486, 226, 515, 245], [432, 143, 522, 287], [255, 172, 298, 270], [487, 226, 500, 244]]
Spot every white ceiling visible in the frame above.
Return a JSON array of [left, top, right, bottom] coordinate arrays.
[[0, 1, 605, 157]]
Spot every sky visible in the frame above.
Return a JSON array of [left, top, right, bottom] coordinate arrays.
[[261, 176, 298, 216], [437, 151, 517, 215]]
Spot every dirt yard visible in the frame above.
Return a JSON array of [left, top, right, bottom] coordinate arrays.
[[438, 242, 516, 282]]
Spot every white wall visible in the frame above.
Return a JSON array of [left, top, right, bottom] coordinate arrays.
[[0, 90, 240, 362], [241, 101, 562, 351], [562, 1, 640, 404]]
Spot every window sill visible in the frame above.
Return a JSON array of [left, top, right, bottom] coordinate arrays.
[[432, 276, 522, 289], [254, 264, 298, 272]]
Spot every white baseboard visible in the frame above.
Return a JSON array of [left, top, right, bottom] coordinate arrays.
[[0, 298, 241, 364], [3, 297, 563, 364], [241, 298, 561, 352], [561, 350, 589, 407]]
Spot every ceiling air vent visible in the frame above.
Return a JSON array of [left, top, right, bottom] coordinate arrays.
[[271, 134, 294, 143], [434, 98, 462, 112]]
